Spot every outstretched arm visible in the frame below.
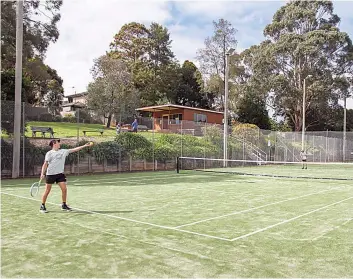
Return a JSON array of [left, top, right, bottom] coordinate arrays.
[[69, 143, 92, 153]]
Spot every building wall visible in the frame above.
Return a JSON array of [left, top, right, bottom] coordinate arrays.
[[73, 96, 87, 104], [151, 108, 223, 131], [183, 108, 223, 124]]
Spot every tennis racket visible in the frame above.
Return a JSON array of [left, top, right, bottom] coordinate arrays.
[[30, 179, 42, 197]]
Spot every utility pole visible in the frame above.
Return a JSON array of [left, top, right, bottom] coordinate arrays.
[[223, 48, 235, 167], [301, 75, 312, 152], [12, 0, 24, 178], [343, 97, 347, 162]]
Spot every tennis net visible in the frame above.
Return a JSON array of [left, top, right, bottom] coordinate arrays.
[[177, 157, 353, 181]]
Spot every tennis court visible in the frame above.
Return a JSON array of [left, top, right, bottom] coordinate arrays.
[[1, 165, 352, 277]]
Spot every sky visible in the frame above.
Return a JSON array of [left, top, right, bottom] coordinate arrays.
[[44, 0, 353, 109]]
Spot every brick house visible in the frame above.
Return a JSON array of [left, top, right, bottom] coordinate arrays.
[[136, 104, 223, 134]]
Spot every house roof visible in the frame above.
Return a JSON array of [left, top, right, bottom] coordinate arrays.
[[61, 102, 86, 108], [66, 92, 87, 98], [136, 104, 223, 114]]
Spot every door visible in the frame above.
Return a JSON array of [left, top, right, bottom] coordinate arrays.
[[162, 115, 169, 129]]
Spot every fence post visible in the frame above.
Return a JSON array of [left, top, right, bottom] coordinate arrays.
[[76, 108, 80, 176], [325, 130, 328, 162], [312, 135, 315, 162], [22, 102, 25, 177], [152, 116, 155, 171]]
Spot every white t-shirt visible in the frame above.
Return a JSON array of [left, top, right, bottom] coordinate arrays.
[[300, 152, 307, 160], [45, 149, 70, 175]]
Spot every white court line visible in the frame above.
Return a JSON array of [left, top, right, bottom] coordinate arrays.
[[174, 188, 336, 228], [59, 219, 228, 263], [311, 218, 352, 241], [71, 172, 226, 186], [1, 172, 176, 187], [230, 196, 353, 242], [72, 174, 193, 186], [1, 191, 231, 242], [1, 172, 217, 187]]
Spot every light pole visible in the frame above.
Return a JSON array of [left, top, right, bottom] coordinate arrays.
[[301, 75, 312, 152], [223, 48, 235, 167], [12, 0, 24, 178], [343, 96, 347, 162]]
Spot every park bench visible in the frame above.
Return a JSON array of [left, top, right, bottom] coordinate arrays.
[[30, 126, 55, 138], [82, 129, 104, 136]]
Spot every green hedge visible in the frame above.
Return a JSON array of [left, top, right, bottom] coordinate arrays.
[[1, 132, 226, 175]]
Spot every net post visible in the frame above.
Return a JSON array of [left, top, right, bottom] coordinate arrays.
[[176, 156, 180, 173]]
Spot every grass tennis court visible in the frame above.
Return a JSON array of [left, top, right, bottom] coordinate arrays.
[[1, 169, 352, 277]]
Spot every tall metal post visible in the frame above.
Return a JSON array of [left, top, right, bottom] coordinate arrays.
[[343, 97, 347, 162], [77, 108, 80, 175], [223, 53, 230, 167], [301, 75, 312, 152], [223, 49, 234, 167], [12, 0, 24, 178], [301, 78, 306, 152]]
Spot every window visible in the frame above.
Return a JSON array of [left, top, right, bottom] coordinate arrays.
[[170, 113, 182, 124], [193, 113, 207, 123]]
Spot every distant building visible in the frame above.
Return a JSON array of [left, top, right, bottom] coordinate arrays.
[[61, 92, 87, 115], [136, 104, 224, 134]]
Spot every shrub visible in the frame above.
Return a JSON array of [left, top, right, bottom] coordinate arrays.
[[62, 114, 76, 123], [38, 113, 54, 122], [52, 115, 62, 122], [1, 138, 51, 176], [75, 110, 95, 124], [114, 133, 152, 154], [202, 124, 223, 146], [232, 123, 260, 143], [92, 141, 125, 164]]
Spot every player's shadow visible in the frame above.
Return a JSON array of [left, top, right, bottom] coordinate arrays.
[[53, 210, 134, 214]]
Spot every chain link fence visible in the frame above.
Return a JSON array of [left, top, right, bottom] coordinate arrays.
[[2, 100, 353, 178]]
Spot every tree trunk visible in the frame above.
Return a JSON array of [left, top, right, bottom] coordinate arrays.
[[294, 110, 302, 131], [106, 113, 112, 128]]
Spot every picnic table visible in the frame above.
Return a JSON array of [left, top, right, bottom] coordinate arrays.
[[82, 129, 104, 136]]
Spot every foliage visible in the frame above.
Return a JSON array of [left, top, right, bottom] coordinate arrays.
[[239, 1, 353, 131], [173, 61, 215, 108], [269, 119, 292, 132], [109, 22, 175, 106], [154, 143, 178, 163], [87, 55, 139, 128], [42, 77, 64, 115], [1, 1, 64, 105], [202, 124, 223, 146], [155, 133, 218, 158], [236, 91, 271, 130], [62, 114, 76, 123], [197, 19, 238, 79], [92, 141, 125, 165], [0, 138, 50, 176], [110, 22, 150, 63], [197, 19, 238, 108], [232, 123, 260, 142], [114, 133, 152, 154], [148, 22, 175, 69]]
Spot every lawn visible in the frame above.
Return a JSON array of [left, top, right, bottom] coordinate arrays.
[[24, 121, 163, 141], [1, 169, 352, 277]]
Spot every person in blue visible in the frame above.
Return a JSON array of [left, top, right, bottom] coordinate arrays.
[[131, 118, 138, 133]]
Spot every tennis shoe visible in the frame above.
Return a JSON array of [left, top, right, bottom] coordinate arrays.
[[40, 204, 48, 213], [61, 204, 72, 211]]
